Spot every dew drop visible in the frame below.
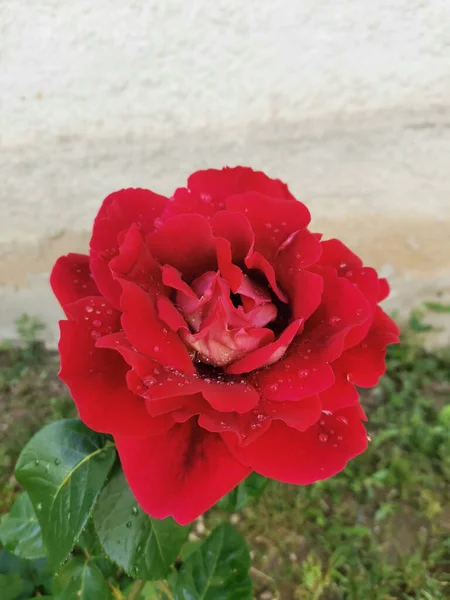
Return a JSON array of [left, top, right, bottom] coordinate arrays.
[[34, 459, 40, 467], [318, 433, 328, 443], [137, 545, 142, 553], [153, 368, 160, 375], [126, 521, 132, 528], [85, 305, 94, 313], [319, 419, 325, 426], [270, 383, 279, 392], [92, 319, 102, 327], [257, 413, 268, 421], [36, 503, 42, 511], [367, 433, 373, 442], [144, 376, 157, 387], [162, 328, 168, 335], [132, 507, 139, 516], [298, 369, 310, 378], [153, 345, 160, 353], [265, 223, 272, 229], [153, 217, 163, 229], [204, 378, 211, 384], [356, 309, 363, 317], [106, 309, 113, 315], [116, 540, 121, 545], [54, 458, 61, 465], [328, 316, 342, 326], [73, 278, 79, 284], [91, 330, 101, 340], [200, 193, 212, 203], [336, 416, 348, 425], [337, 435, 343, 441], [322, 410, 332, 416], [250, 423, 262, 430], [345, 271, 353, 278]]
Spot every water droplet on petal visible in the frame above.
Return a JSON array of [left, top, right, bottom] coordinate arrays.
[[339, 262, 347, 269], [298, 369, 310, 378], [91, 330, 101, 340], [345, 271, 353, 278], [265, 223, 272, 229], [153, 345, 160, 353], [337, 435, 343, 441], [92, 319, 102, 327], [336, 416, 348, 425], [318, 433, 328, 443], [322, 410, 332, 416], [328, 316, 341, 326], [200, 193, 212, 203], [270, 383, 279, 392], [153, 217, 163, 229], [106, 309, 113, 315], [85, 305, 94, 313]]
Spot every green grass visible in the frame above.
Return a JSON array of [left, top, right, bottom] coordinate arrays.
[[1, 314, 450, 599]]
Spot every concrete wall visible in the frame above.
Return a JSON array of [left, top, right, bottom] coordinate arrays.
[[1, 1, 450, 343]]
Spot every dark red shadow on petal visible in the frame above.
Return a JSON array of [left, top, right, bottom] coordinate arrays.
[[115, 420, 251, 524]]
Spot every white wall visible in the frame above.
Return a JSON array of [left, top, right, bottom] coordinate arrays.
[[1, 0, 450, 342]]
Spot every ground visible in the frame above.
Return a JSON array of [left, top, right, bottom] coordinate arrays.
[[0, 313, 449, 599]]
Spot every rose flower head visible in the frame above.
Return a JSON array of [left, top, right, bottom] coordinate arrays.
[[51, 167, 399, 524]]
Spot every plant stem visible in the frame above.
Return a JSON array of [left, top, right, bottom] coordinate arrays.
[[157, 580, 175, 599], [127, 579, 145, 600]]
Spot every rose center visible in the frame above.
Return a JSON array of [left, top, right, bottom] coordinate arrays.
[[175, 271, 278, 367]]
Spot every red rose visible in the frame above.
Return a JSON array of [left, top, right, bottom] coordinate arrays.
[[51, 167, 399, 525]]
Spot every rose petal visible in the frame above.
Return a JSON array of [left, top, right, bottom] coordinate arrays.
[[90, 188, 167, 307], [226, 320, 302, 375], [115, 420, 251, 524], [50, 254, 100, 311], [148, 214, 217, 280], [245, 250, 288, 303], [251, 340, 335, 401], [119, 279, 194, 373], [59, 298, 169, 437], [227, 192, 310, 259], [318, 239, 363, 273], [221, 406, 368, 485]]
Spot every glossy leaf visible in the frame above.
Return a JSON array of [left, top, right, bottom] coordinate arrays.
[[52, 558, 111, 600], [15, 419, 116, 570], [93, 467, 189, 580], [0, 493, 45, 560], [216, 473, 268, 512], [174, 523, 252, 600]]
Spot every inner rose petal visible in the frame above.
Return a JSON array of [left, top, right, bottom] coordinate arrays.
[[175, 271, 278, 367]]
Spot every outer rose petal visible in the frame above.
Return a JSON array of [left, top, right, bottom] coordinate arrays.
[[50, 254, 100, 311], [318, 238, 363, 272], [378, 278, 390, 301], [227, 192, 311, 259], [115, 420, 251, 524], [90, 189, 167, 308], [222, 406, 368, 485], [319, 358, 360, 413], [59, 298, 170, 437], [162, 166, 296, 222], [343, 307, 400, 387]]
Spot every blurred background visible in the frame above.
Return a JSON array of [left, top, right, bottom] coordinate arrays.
[[1, 0, 450, 343], [1, 3, 450, 600]]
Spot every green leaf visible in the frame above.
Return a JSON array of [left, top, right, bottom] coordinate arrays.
[[216, 473, 268, 512], [52, 558, 111, 600], [173, 523, 253, 600], [93, 467, 189, 580], [424, 301, 450, 313], [0, 573, 25, 600], [0, 493, 45, 560], [15, 419, 116, 570]]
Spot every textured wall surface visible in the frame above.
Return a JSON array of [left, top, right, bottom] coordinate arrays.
[[1, 0, 450, 342]]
